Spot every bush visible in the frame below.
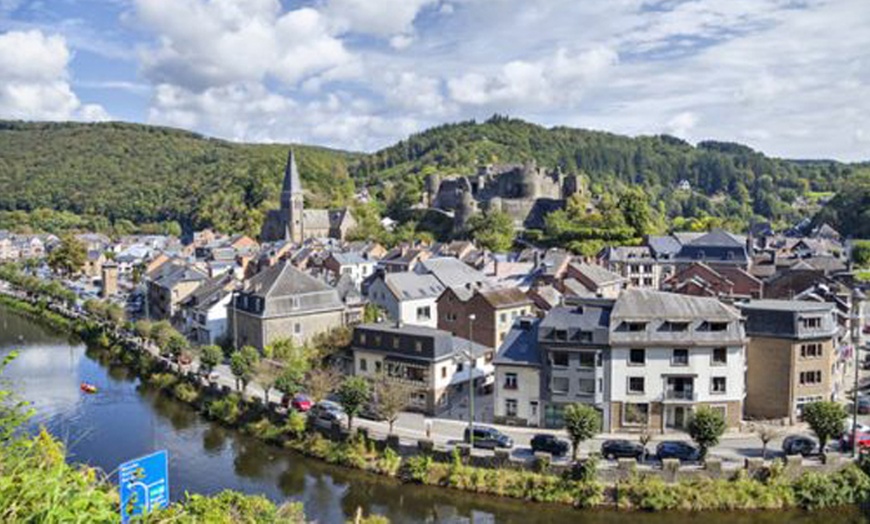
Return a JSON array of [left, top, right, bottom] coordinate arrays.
[[404, 455, 434, 484], [149, 372, 179, 390], [376, 447, 402, 477], [206, 394, 241, 425], [284, 411, 307, 440], [173, 382, 200, 404]]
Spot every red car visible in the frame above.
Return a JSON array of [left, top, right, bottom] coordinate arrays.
[[283, 394, 313, 412], [840, 432, 870, 451]]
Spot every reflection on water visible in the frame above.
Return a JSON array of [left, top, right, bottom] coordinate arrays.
[[1, 305, 869, 523]]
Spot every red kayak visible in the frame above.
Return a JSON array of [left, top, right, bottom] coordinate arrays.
[[80, 383, 98, 394]]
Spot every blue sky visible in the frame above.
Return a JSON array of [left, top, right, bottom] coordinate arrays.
[[0, 0, 867, 160]]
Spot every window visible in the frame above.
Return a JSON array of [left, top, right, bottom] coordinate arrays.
[[530, 401, 538, 418], [360, 358, 368, 372], [699, 321, 728, 332], [457, 362, 464, 373], [660, 321, 690, 332], [416, 306, 431, 321], [500, 313, 507, 323], [554, 329, 568, 341], [623, 403, 649, 425], [294, 323, 302, 335], [801, 343, 823, 358], [711, 376, 727, 394], [414, 340, 423, 352], [802, 317, 822, 329], [504, 372, 518, 389], [552, 351, 569, 367], [643, 264, 653, 273], [441, 366, 446, 379], [392, 336, 400, 349], [799, 370, 823, 385], [577, 352, 595, 368], [375, 361, 382, 373], [622, 322, 647, 332], [551, 377, 570, 394], [629, 349, 645, 366], [578, 378, 595, 396], [712, 347, 727, 366], [505, 399, 518, 417], [627, 377, 645, 395], [672, 349, 689, 366], [574, 331, 593, 343], [643, 277, 654, 287]]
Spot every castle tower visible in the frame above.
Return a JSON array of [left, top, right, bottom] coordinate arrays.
[[101, 261, 118, 298], [280, 149, 304, 244]]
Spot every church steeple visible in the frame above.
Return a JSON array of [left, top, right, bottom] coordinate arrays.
[[281, 148, 302, 196], [280, 148, 304, 244]]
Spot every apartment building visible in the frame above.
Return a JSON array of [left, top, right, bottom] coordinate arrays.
[[739, 300, 839, 423], [493, 317, 542, 426], [351, 323, 491, 414], [367, 272, 445, 328], [437, 286, 533, 348], [608, 289, 746, 433]]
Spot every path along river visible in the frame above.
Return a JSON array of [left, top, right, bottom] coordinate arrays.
[[0, 304, 866, 523]]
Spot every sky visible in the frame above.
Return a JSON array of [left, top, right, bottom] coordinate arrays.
[[0, 0, 868, 161]]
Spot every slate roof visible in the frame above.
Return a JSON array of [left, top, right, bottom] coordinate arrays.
[[186, 274, 236, 312], [302, 209, 332, 231], [477, 287, 532, 308], [676, 229, 749, 264], [383, 272, 445, 300], [647, 235, 683, 257], [612, 288, 740, 321], [354, 323, 490, 361], [420, 257, 489, 289], [245, 260, 335, 298], [494, 318, 541, 367], [538, 298, 614, 346], [571, 263, 626, 287], [738, 300, 838, 339], [330, 251, 370, 266], [154, 264, 209, 290]]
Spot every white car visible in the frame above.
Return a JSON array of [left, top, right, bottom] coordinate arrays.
[[844, 420, 870, 434]]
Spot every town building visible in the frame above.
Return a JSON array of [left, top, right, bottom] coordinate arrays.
[[607, 289, 746, 433], [146, 259, 209, 321], [100, 261, 119, 298], [493, 317, 542, 426], [322, 251, 376, 289], [538, 297, 614, 428], [260, 150, 357, 243], [437, 286, 533, 348], [739, 300, 840, 423], [228, 260, 346, 350], [597, 246, 661, 288], [367, 272, 445, 328], [564, 262, 628, 298], [351, 323, 491, 415], [182, 274, 237, 345]]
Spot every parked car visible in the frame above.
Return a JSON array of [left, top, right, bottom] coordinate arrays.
[[307, 401, 346, 430], [463, 426, 514, 449], [530, 434, 570, 456], [782, 435, 817, 456], [655, 441, 700, 462], [839, 432, 870, 451], [282, 393, 313, 412], [601, 439, 645, 460], [844, 420, 870, 436]]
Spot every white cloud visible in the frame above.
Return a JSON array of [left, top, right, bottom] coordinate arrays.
[[134, 0, 353, 91], [665, 111, 698, 138], [324, 0, 438, 38], [0, 30, 109, 120]]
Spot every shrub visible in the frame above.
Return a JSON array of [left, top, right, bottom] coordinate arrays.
[[284, 411, 307, 440], [149, 372, 179, 390], [404, 455, 434, 484], [206, 394, 241, 425], [687, 406, 727, 460], [173, 382, 199, 404], [376, 447, 402, 477]]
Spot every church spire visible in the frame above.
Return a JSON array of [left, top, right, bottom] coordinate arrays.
[[282, 149, 302, 194]]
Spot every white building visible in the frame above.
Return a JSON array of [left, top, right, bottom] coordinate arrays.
[[493, 317, 542, 426], [367, 272, 445, 328]]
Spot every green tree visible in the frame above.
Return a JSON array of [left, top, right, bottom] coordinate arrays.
[[165, 332, 188, 361], [305, 367, 341, 403], [257, 361, 283, 404], [199, 345, 223, 376], [467, 210, 515, 252], [336, 376, 371, 431], [563, 403, 601, 460], [149, 320, 175, 349], [373, 373, 411, 435], [803, 401, 847, 452], [229, 346, 260, 393], [852, 240, 870, 268], [47, 234, 87, 276], [274, 367, 305, 398], [618, 187, 655, 237], [687, 406, 727, 460]]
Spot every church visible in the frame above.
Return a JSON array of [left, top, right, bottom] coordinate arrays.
[[260, 150, 357, 243]]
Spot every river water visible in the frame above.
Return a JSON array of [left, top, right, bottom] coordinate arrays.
[[0, 305, 867, 523]]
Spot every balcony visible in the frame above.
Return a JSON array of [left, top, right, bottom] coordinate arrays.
[[661, 390, 698, 402]]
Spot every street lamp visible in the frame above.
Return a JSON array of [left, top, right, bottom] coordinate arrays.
[[468, 313, 476, 446]]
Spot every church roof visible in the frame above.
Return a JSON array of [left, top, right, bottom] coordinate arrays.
[[282, 149, 302, 194]]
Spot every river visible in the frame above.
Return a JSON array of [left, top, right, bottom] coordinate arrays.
[[0, 305, 867, 523]]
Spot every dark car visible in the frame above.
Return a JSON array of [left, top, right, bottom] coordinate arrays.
[[601, 439, 645, 460], [838, 432, 870, 452], [857, 396, 870, 415], [463, 426, 514, 449], [655, 441, 700, 462], [530, 434, 570, 456], [782, 435, 816, 456]]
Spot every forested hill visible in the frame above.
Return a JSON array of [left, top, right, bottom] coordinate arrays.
[[0, 121, 357, 236], [356, 115, 857, 231], [0, 117, 862, 237]]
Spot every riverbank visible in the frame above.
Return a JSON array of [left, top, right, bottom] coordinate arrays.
[[3, 288, 870, 513]]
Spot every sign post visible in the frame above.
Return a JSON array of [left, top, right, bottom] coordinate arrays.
[[119, 450, 169, 523]]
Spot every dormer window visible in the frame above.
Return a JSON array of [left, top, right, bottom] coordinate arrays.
[[621, 321, 647, 332], [660, 321, 690, 332], [801, 317, 822, 329], [699, 321, 728, 332], [554, 329, 568, 341]]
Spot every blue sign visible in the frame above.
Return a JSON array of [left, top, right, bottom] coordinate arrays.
[[119, 450, 169, 523]]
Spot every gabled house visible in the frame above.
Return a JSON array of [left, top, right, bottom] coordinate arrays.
[[182, 274, 238, 345], [228, 260, 346, 350], [437, 286, 533, 348], [366, 272, 445, 328], [565, 262, 628, 298], [147, 259, 209, 321], [494, 317, 542, 426], [323, 252, 376, 288]]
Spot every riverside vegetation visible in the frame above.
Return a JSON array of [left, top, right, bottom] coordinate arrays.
[[4, 285, 870, 514]]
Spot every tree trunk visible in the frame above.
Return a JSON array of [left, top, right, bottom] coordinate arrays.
[[572, 442, 578, 461], [389, 419, 395, 435]]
